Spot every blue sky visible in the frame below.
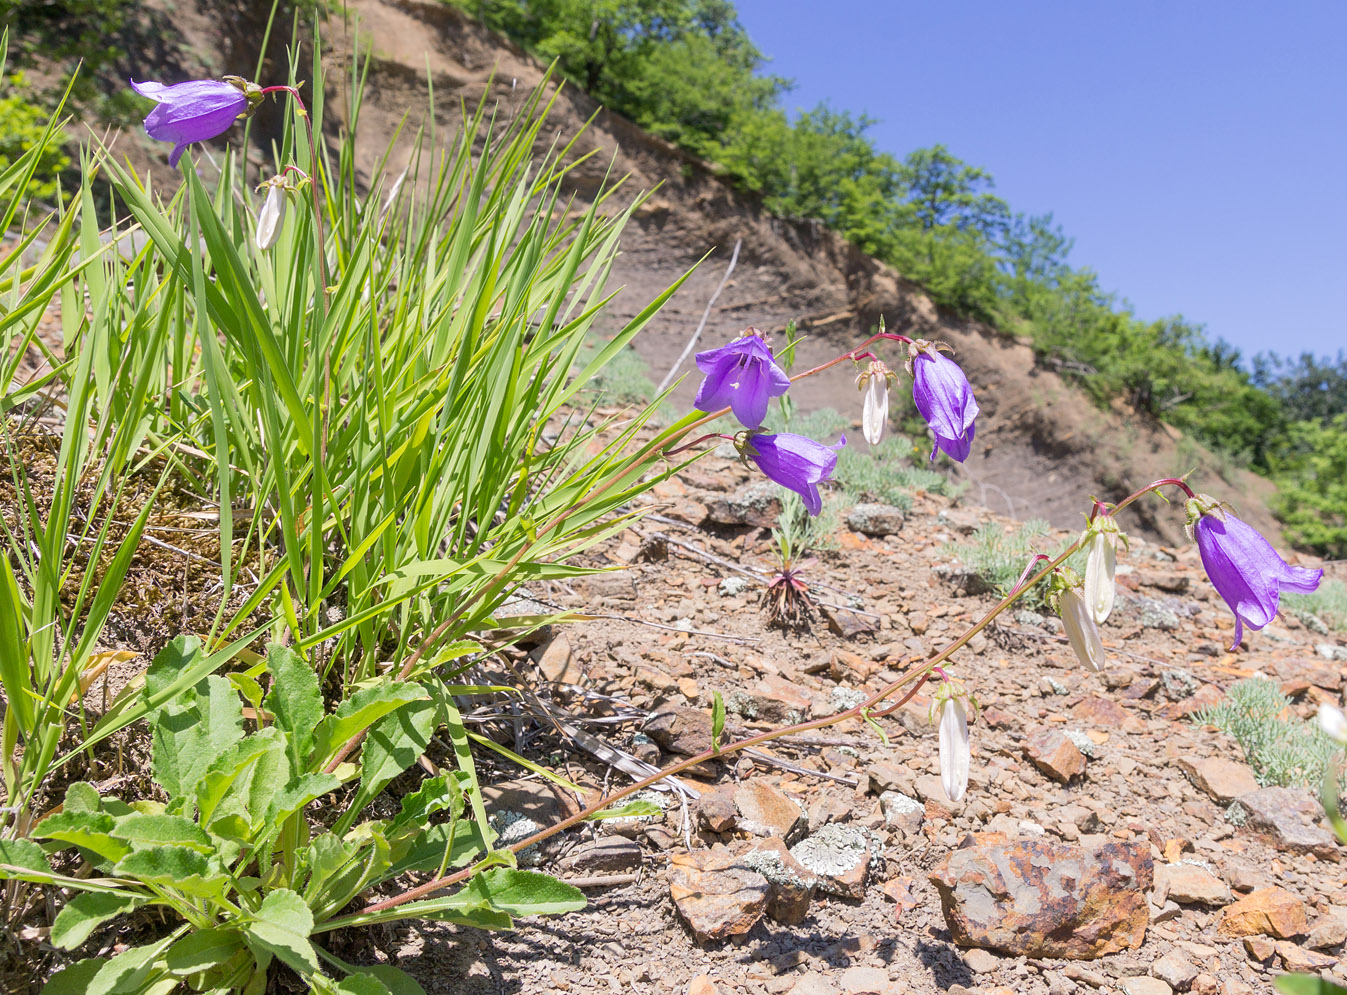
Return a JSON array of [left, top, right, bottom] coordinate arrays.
[[730, 0, 1346, 363]]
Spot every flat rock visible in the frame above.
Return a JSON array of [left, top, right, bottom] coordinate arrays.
[[697, 784, 738, 833], [1071, 696, 1130, 727], [707, 481, 781, 528], [741, 836, 818, 924], [929, 839, 1153, 959], [644, 706, 723, 758], [790, 824, 879, 899], [880, 790, 924, 832], [1307, 907, 1347, 950], [962, 948, 1001, 974], [1156, 861, 1232, 906], [1177, 756, 1258, 804], [846, 503, 905, 536], [1276, 940, 1339, 972], [1150, 951, 1198, 990], [726, 673, 815, 725], [1237, 786, 1343, 860], [1217, 886, 1308, 939], [1025, 729, 1087, 782], [559, 837, 641, 875], [734, 781, 807, 842], [837, 965, 889, 993], [786, 973, 839, 995], [669, 849, 770, 942], [1121, 978, 1172, 995]]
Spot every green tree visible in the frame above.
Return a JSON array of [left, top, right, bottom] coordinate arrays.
[[1270, 413, 1347, 557]]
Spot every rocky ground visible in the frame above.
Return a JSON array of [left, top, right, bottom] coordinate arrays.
[[343, 444, 1347, 995]]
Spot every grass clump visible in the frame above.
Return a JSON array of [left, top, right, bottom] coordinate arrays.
[[944, 519, 1059, 603], [1283, 578, 1347, 632], [1194, 677, 1345, 789]]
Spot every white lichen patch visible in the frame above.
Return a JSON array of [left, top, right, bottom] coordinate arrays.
[[1064, 729, 1099, 757], [489, 809, 544, 866], [789, 824, 882, 878]]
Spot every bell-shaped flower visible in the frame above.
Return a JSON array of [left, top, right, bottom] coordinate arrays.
[[1185, 494, 1323, 650], [1059, 586, 1106, 672], [694, 329, 792, 430], [1083, 515, 1122, 624], [743, 432, 844, 516], [1318, 703, 1347, 745], [935, 695, 970, 803], [909, 341, 979, 462], [130, 78, 252, 168], [859, 362, 891, 446], [255, 178, 287, 251]]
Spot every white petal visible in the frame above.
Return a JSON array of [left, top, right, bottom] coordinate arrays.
[[938, 697, 970, 802], [1060, 588, 1106, 672], [862, 377, 888, 446], [256, 183, 286, 251], [1318, 703, 1347, 744], [1083, 532, 1116, 624]]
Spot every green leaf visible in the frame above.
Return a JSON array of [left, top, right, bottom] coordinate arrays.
[[711, 692, 725, 754], [32, 810, 129, 865], [589, 799, 662, 821], [1275, 977, 1347, 995], [63, 781, 102, 813], [332, 976, 392, 995], [196, 726, 291, 833], [110, 813, 212, 852], [113, 846, 225, 899], [344, 696, 436, 831], [82, 935, 174, 995], [310, 683, 428, 766], [152, 673, 244, 801], [305, 829, 391, 921], [51, 892, 146, 950], [165, 927, 245, 975], [457, 868, 586, 917], [243, 888, 319, 977], [353, 965, 427, 995], [388, 775, 463, 840], [265, 643, 322, 772], [0, 837, 53, 880], [40, 958, 106, 994], [263, 772, 343, 832]]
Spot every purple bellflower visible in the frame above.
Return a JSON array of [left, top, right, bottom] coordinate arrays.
[[909, 342, 979, 462], [130, 79, 252, 168], [744, 432, 845, 516], [1186, 495, 1323, 650], [694, 329, 792, 430]]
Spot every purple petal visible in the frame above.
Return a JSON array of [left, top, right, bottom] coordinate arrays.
[[131, 79, 247, 164], [692, 334, 791, 429], [746, 433, 844, 516], [1194, 512, 1322, 647], [728, 357, 772, 429], [693, 356, 737, 411], [913, 352, 979, 462]]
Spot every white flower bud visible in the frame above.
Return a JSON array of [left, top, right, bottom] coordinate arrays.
[[256, 180, 286, 251], [1060, 587, 1106, 672], [937, 696, 970, 802], [1083, 528, 1117, 624], [1318, 703, 1347, 745], [862, 373, 889, 446]]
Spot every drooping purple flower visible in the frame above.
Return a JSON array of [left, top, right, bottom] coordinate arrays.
[[1188, 497, 1322, 650], [130, 79, 250, 168], [694, 330, 792, 430], [910, 345, 979, 462], [744, 432, 844, 516]]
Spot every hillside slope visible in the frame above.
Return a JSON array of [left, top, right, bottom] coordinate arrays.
[[100, 0, 1282, 545], [314, 0, 1278, 545]]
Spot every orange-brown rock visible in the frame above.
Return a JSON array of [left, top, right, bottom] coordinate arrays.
[[929, 839, 1153, 959], [669, 849, 770, 942], [1217, 887, 1308, 939]]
